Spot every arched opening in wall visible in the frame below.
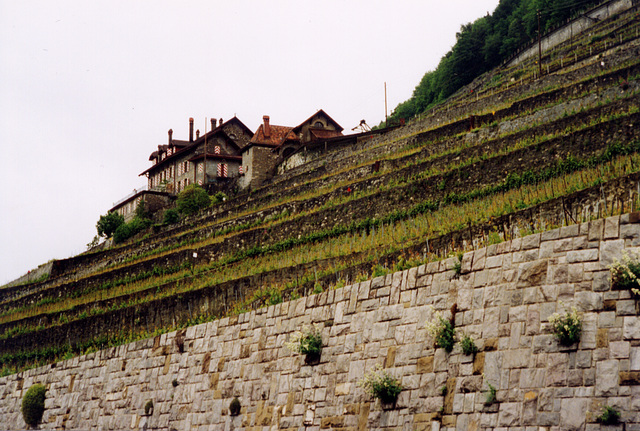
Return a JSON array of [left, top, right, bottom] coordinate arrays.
[[282, 147, 295, 159]]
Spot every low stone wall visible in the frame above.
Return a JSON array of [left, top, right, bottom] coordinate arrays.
[[1, 214, 639, 430], [2, 261, 53, 289]]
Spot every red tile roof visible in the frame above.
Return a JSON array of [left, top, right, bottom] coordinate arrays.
[[250, 124, 296, 147]]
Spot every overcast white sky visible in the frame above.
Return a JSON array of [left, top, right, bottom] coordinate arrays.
[[0, 0, 500, 285]]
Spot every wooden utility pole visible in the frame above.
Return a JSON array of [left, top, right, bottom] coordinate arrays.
[[538, 10, 542, 78], [384, 82, 388, 127]]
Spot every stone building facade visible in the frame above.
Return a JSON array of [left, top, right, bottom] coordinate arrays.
[[110, 189, 173, 223], [1, 214, 639, 430], [140, 117, 253, 194]]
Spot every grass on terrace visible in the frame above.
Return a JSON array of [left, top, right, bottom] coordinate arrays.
[[80, 102, 640, 267], [26, 91, 636, 289], [1, 97, 638, 323], [2, 143, 640, 334], [3, 12, 640, 369], [2, 155, 639, 377], [27, 58, 635, 288]]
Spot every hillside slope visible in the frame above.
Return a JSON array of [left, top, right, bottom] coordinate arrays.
[[1, 5, 639, 375]]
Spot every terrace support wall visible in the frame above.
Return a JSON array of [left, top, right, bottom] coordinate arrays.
[[1, 214, 640, 430]]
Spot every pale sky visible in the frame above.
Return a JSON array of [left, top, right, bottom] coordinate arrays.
[[0, 0, 500, 285]]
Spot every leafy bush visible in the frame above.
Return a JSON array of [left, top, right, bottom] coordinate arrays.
[[549, 306, 582, 346], [285, 324, 323, 362], [229, 397, 241, 416], [96, 211, 124, 238], [113, 217, 152, 244], [460, 333, 478, 356], [357, 364, 403, 404], [177, 185, 211, 216], [22, 383, 46, 428], [609, 252, 640, 298], [596, 405, 620, 424], [163, 208, 180, 225], [212, 191, 227, 204], [425, 310, 456, 352], [135, 198, 150, 220], [144, 399, 154, 416]]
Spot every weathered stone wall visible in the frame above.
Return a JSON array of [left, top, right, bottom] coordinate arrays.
[[2, 261, 53, 288], [1, 215, 640, 430], [240, 145, 279, 189]]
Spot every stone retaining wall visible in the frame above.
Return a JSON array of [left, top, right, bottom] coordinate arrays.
[[1, 214, 639, 430]]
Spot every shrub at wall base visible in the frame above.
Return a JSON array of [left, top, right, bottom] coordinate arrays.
[[21, 384, 46, 429]]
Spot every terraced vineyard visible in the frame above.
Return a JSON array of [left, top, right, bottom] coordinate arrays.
[[2, 6, 640, 376]]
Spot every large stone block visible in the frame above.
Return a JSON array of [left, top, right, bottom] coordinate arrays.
[[623, 316, 640, 340], [497, 402, 520, 426], [575, 291, 603, 312], [560, 398, 588, 430], [599, 239, 624, 266], [516, 260, 548, 288], [595, 360, 619, 396]]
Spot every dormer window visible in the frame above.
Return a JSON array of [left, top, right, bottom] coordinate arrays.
[[314, 121, 324, 128], [228, 133, 237, 140]]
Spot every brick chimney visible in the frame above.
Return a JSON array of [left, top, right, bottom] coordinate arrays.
[[189, 117, 194, 142], [196, 129, 200, 139], [219, 118, 223, 126], [263, 115, 271, 138], [211, 118, 217, 130], [168, 129, 173, 145]]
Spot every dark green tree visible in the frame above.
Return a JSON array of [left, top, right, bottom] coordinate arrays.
[[387, 0, 603, 125], [163, 208, 180, 225], [96, 211, 124, 238], [176, 184, 211, 216]]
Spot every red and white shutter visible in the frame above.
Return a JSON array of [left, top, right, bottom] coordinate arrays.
[[217, 163, 222, 177], [222, 164, 228, 177], [214, 146, 221, 155]]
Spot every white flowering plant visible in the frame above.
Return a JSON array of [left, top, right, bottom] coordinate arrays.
[[284, 324, 323, 361], [609, 251, 640, 298], [548, 306, 581, 346], [357, 364, 403, 404], [425, 309, 456, 352]]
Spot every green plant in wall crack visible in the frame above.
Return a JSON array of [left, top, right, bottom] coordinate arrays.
[[452, 253, 463, 277], [21, 383, 46, 429], [548, 306, 582, 346], [459, 332, 478, 356], [484, 381, 497, 406], [357, 364, 403, 406], [609, 251, 640, 299], [285, 324, 323, 364], [596, 405, 621, 425], [425, 308, 456, 353], [229, 397, 241, 416], [144, 399, 154, 416]]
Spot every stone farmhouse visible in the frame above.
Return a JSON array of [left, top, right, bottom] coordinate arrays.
[[109, 110, 346, 219]]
